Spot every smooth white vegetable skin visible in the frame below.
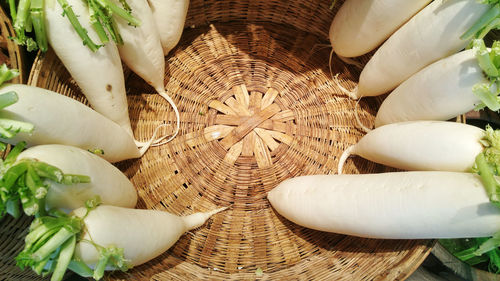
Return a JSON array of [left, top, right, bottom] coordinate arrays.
[[17, 145, 137, 211], [44, 0, 132, 134], [330, 0, 430, 57], [341, 121, 484, 172], [73, 206, 224, 267], [0, 84, 141, 163], [355, 0, 488, 98], [148, 0, 189, 55], [268, 173, 500, 239], [114, 0, 165, 93], [375, 50, 484, 127]]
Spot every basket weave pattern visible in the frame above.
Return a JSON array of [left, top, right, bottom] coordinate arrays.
[[25, 0, 434, 280]]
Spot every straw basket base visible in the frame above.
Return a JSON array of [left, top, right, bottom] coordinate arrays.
[[28, 20, 433, 280]]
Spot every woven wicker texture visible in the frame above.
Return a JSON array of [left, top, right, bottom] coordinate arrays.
[[27, 0, 434, 280]]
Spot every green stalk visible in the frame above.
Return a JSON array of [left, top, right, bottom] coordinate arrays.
[[0, 126, 14, 139], [88, 0, 109, 44], [0, 64, 20, 86], [455, 247, 479, 261], [56, 0, 101, 52], [475, 39, 499, 77], [94, 0, 140, 26], [32, 227, 74, 262], [107, 17, 123, 45], [93, 254, 110, 280], [6, 198, 20, 218], [31, 161, 64, 183], [25, 220, 65, 248], [462, 4, 500, 40], [19, 187, 39, 215], [8, 0, 18, 22], [473, 83, 500, 111], [0, 91, 19, 109], [25, 8, 32, 32], [4, 141, 27, 165], [61, 174, 91, 185], [67, 260, 93, 277], [13, 0, 31, 43], [29, 227, 61, 254], [475, 153, 500, 206], [88, 0, 122, 44], [30, 0, 48, 52], [118, 0, 131, 12], [3, 161, 29, 188], [0, 118, 35, 135], [33, 255, 51, 275], [51, 235, 76, 281]]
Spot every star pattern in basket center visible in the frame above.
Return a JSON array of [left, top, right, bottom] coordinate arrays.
[[207, 84, 294, 168]]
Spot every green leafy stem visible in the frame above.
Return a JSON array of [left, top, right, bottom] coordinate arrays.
[[471, 39, 500, 111], [0, 141, 91, 219], [451, 125, 500, 272], [7, 0, 140, 52], [16, 198, 130, 281]]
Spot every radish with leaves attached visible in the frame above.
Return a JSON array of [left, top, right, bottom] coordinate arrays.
[[42, 0, 139, 134], [0, 142, 138, 218], [7, 0, 140, 133], [270, 146, 500, 239], [16, 200, 227, 281], [338, 121, 490, 174], [270, 142, 500, 267], [350, 0, 493, 99], [375, 39, 500, 127]]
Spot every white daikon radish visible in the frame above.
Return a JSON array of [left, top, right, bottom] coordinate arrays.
[[329, 0, 431, 58], [0, 84, 141, 163], [374, 49, 484, 127], [114, 0, 180, 143], [268, 172, 500, 239], [44, 0, 133, 134], [147, 0, 189, 55], [338, 121, 485, 174], [17, 144, 137, 211], [17, 205, 227, 281], [352, 0, 490, 99]]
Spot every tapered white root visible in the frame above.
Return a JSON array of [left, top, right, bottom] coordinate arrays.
[[337, 145, 355, 175], [329, 49, 358, 100], [134, 90, 181, 154], [182, 207, 228, 230], [154, 91, 181, 146], [136, 124, 170, 156]]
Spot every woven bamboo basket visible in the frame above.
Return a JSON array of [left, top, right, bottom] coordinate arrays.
[[25, 0, 435, 280]]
